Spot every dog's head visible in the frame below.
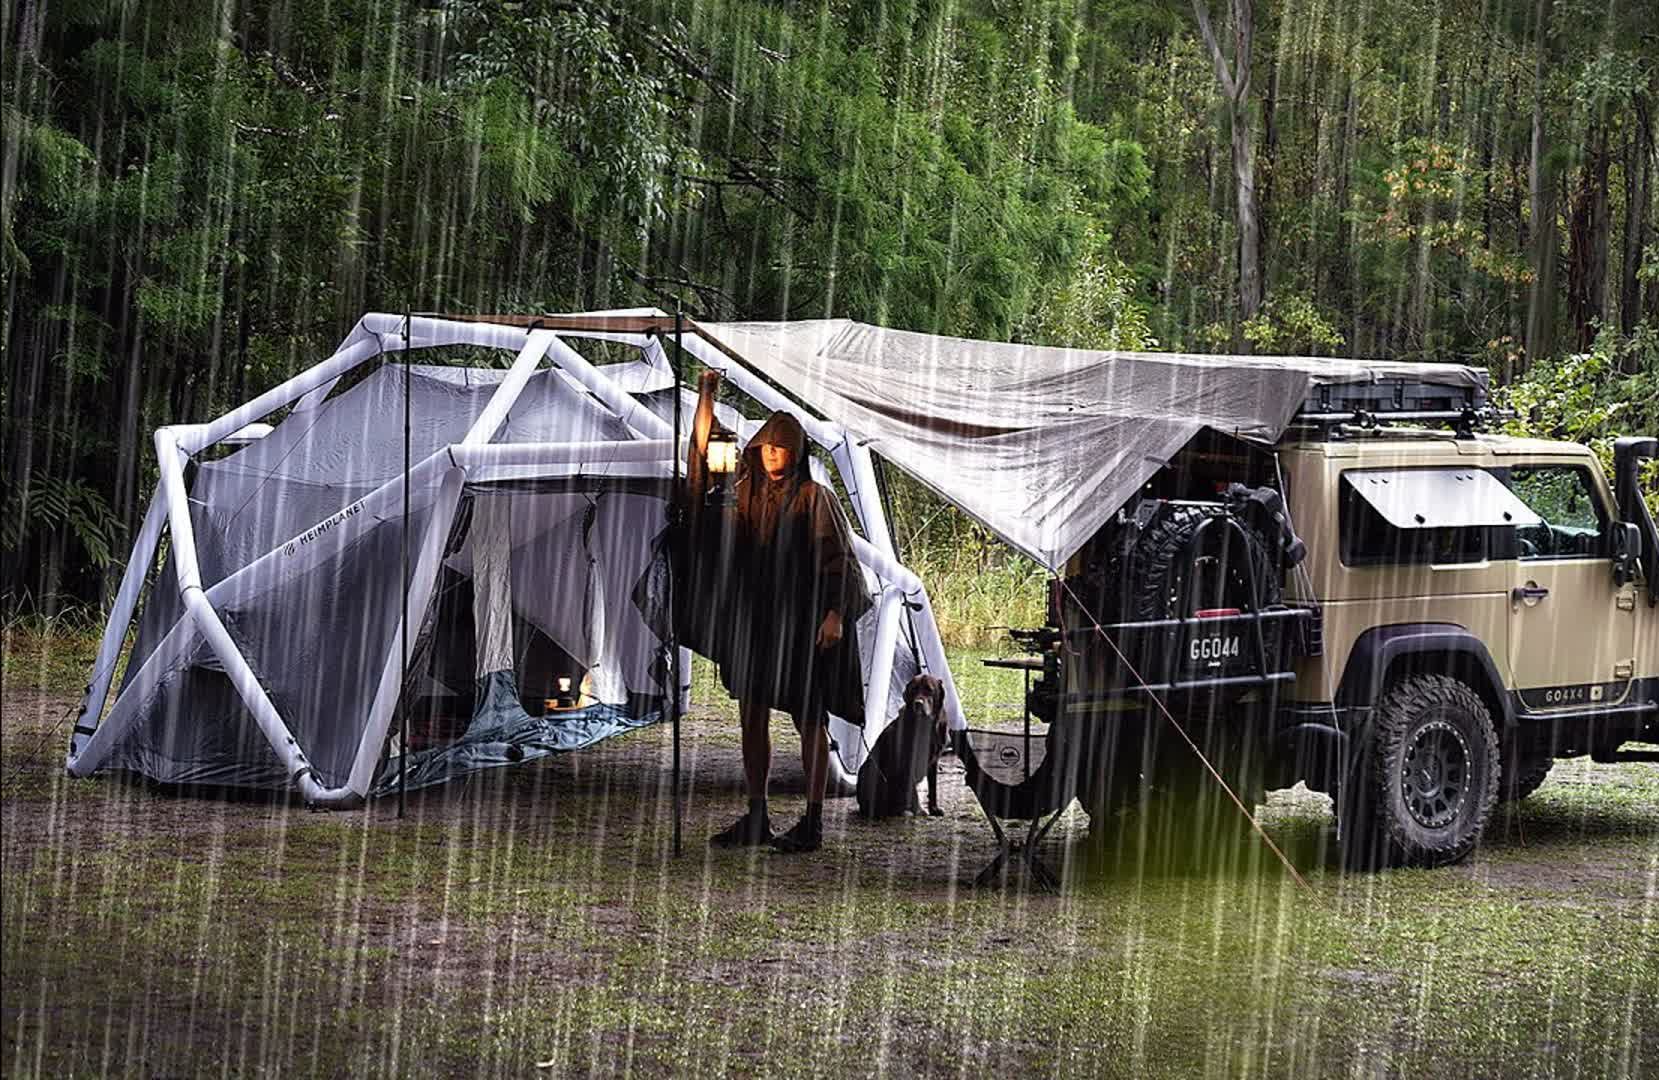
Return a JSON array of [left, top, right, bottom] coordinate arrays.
[[902, 673, 948, 756]]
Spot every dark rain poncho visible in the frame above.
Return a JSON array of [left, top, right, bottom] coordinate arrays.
[[678, 411, 872, 725]]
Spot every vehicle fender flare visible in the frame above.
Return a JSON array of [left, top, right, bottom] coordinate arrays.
[[1335, 623, 1515, 731]]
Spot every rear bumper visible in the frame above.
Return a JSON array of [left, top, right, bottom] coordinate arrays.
[[1058, 605, 1319, 703]]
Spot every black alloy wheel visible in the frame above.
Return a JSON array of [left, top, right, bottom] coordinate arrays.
[[1399, 718, 1471, 829]]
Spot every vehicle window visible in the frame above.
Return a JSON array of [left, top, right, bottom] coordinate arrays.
[[1505, 465, 1609, 559], [1338, 478, 1490, 567]]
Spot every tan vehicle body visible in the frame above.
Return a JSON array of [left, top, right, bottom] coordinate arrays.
[[1278, 434, 1656, 707], [1047, 416, 1655, 868]]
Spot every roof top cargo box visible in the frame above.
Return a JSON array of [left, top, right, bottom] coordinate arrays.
[[1294, 376, 1488, 424]]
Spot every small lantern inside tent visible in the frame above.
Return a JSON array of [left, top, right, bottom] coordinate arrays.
[[705, 425, 740, 507], [544, 674, 579, 713]]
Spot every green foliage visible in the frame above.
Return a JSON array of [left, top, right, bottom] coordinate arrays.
[[1499, 324, 1659, 512], [1640, 244, 1659, 285], [1018, 221, 1156, 350], [5, 0, 1659, 609], [1, 471, 126, 572], [1240, 295, 1347, 356]]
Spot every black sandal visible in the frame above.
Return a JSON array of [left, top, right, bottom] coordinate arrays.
[[769, 815, 823, 854], [709, 810, 773, 848]]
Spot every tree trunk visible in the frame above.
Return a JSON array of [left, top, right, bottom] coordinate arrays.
[[1260, 36, 1279, 296], [1194, 0, 1263, 348], [1566, 123, 1611, 351], [1233, 98, 1263, 325], [1620, 100, 1652, 336], [1336, 74, 1358, 339], [1523, 0, 1556, 370]]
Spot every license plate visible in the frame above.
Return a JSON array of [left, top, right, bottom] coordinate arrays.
[[1188, 633, 1242, 668]]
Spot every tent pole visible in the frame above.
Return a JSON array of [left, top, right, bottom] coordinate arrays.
[[72, 485, 168, 759], [399, 310, 410, 820], [670, 306, 684, 859]]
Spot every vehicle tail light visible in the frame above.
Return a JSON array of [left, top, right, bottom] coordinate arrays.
[[1193, 607, 1241, 619]]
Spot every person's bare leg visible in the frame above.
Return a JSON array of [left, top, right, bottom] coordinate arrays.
[[740, 699, 772, 801], [774, 714, 828, 853], [712, 700, 774, 846], [799, 721, 829, 803]]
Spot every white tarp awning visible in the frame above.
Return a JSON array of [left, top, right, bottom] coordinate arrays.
[[701, 320, 1488, 569]]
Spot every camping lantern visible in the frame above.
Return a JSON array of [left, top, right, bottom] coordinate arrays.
[[545, 675, 579, 713], [705, 426, 739, 506]]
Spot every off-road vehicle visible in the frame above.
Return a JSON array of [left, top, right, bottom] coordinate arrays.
[[1014, 379, 1658, 868]]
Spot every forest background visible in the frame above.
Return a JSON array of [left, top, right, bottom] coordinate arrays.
[[5, 0, 1658, 642]]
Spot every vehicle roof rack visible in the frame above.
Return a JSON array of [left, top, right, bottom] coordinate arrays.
[[1290, 377, 1501, 437]]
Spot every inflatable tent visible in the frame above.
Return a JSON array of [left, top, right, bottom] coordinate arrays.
[[68, 313, 949, 805]]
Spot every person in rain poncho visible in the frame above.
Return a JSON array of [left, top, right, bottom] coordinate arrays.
[[682, 370, 871, 853]]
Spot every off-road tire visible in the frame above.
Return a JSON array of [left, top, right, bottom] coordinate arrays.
[[1123, 505, 1282, 623], [1079, 714, 1265, 871], [1341, 675, 1499, 869]]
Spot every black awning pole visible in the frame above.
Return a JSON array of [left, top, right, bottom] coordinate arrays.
[[399, 309, 411, 820], [671, 306, 685, 858]]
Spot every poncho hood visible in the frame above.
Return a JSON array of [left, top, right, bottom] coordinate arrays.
[[744, 411, 811, 480]]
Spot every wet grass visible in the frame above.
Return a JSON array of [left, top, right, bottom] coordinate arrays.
[[1, 611, 109, 701], [4, 620, 1657, 1077]]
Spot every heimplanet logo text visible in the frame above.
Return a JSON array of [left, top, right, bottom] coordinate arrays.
[[281, 501, 365, 558]]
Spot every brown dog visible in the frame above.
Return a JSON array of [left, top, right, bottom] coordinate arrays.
[[855, 674, 948, 819]]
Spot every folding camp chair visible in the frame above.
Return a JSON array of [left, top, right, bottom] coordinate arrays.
[[953, 672, 1100, 891]]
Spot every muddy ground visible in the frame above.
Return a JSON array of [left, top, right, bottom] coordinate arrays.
[[3, 678, 1656, 1078]]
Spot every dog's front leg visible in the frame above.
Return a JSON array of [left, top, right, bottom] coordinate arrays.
[[926, 762, 942, 816]]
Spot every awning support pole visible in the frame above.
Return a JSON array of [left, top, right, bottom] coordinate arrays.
[[347, 331, 560, 798], [670, 307, 685, 859], [399, 310, 411, 820]]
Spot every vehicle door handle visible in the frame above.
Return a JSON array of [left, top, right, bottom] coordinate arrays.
[[1512, 583, 1550, 604]]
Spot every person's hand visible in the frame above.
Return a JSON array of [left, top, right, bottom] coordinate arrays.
[[698, 369, 722, 391], [816, 610, 843, 650]]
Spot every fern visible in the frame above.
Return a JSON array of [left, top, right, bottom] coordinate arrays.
[[2, 471, 125, 570]]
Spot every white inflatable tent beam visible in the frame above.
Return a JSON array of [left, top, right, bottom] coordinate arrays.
[[73, 321, 392, 753], [72, 324, 559, 803], [72, 319, 531, 795], [66, 436, 667, 787]]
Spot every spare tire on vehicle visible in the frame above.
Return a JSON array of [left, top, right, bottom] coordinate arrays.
[[1079, 496, 1287, 685], [1071, 495, 1290, 834], [1118, 502, 1284, 622]]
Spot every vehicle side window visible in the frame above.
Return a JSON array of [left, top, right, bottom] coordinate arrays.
[[1338, 478, 1490, 567], [1505, 465, 1610, 559]]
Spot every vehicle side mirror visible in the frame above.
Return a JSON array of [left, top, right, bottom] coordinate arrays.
[[1611, 521, 1641, 586], [1612, 437, 1658, 604]]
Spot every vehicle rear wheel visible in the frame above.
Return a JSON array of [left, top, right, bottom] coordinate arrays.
[[1087, 723, 1265, 872], [1340, 675, 1499, 869]]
